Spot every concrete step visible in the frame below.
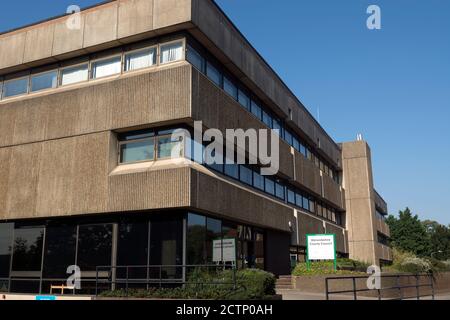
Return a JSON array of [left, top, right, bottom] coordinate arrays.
[[276, 275, 293, 290]]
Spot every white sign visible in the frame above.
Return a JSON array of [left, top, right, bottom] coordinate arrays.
[[213, 238, 236, 262], [307, 234, 335, 260]]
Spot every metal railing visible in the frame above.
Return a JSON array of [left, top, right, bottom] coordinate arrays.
[[94, 264, 239, 296], [325, 274, 435, 300]]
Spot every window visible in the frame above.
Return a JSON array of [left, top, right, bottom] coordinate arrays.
[[302, 196, 310, 211], [157, 135, 183, 159], [264, 178, 275, 195], [31, 71, 57, 92], [12, 226, 44, 272], [206, 62, 222, 86], [253, 171, 265, 191], [2, 77, 28, 98], [206, 218, 222, 262], [238, 89, 250, 110], [293, 137, 300, 152], [224, 163, 239, 179], [295, 193, 303, 208], [275, 182, 285, 200], [262, 111, 272, 128], [91, 56, 121, 79], [160, 41, 183, 64], [150, 218, 183, 279], [287, 189, 295, 204], [251, 101, 262, 120], [120, 138, 155, 164], [124, 47, 156, 72], [272, 119, 281, 135], [284, 130, 293, 146], [187, 45, 204, 72], [43, 224, 77, 278], [223, 77, 237, 99], [300, 144, 307, 157], [187, 213, 206, 265], [60, 64, 89, 86], [239, 165, 253, 185], [77, 224, 112, 271], [309, 199, 315, 214], [0, 223, 13, 278]]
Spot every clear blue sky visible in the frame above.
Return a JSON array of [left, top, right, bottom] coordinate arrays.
[[1, 1, 449, 224]]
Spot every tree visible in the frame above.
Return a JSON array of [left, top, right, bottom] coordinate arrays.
[[423, 220, 450, 260], [386, 208, 430, 256]]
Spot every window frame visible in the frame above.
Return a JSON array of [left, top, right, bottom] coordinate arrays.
[[159, 39, 186, 65], [29, 69, 59, 93], [1, 75, 30, 99], [90, 54, 123, 80], [123, 45, 158, 73], [59, 62, 90, 87], [118, 135, 157, 165]]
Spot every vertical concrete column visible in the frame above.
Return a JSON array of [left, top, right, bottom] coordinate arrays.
[[341, 140, 378, 265]]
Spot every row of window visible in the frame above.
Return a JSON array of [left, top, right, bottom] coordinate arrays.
[[376, 209, 387, 221], [0, 40, 184, 100], [187, 43, 340, 184], [118, 127, 343, 226], [377, 232, 390, 246]]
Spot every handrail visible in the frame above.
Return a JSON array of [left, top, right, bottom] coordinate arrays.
[[94, 264, 238, 297], [325, 274, 434, 300]]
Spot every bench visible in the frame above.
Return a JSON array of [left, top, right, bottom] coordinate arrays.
[[50, 284, 75, 295]]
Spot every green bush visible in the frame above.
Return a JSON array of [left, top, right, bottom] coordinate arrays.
[[291, 261, 366, 276], [99, 268, 276, 300], [336, 258, 370, 272]]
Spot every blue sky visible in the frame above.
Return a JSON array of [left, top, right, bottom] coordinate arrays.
[[1, 1, 449, 224]]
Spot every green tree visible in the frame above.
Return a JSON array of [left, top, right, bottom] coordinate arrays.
[[422, 220, 450, 260], [386, 208, 430, 256]]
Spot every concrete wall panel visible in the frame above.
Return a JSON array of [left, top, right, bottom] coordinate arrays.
[[0, 33, 26, 69], [23, 23, 55, 63], [83, 2, 119, 49], [118, 0, 154, 39]]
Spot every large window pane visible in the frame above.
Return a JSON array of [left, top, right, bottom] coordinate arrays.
[[125, 48, 156, 72], [157, 136, 183, 159], [77, 224, 112, 271], [2, 78, 28, 98], [117, 221, 149, 279], [262, 111, 272, 128], [251, 101, 262, 120], [275, 182, 285, 200], [287, 189, 295, 204], [206, 62, 222, 86], [31, 71, 57, 92], [0, 223, 13, 278], [12, 226, 44, 272], [149, 218, 183, 279], [264, 178, 275, 195], [61, 64, 88, 86], [160, 41, 183, 64], [206, 218, 222, 262], [238, 89, 250, 110], [187, 213, 206, 265], [43, 224, 77, 278], [120, 139, 155, 163], [187, 45, 204, 72], [224, 163, 239, 179], [223, 77, 237, 100], [253, 171, 264, 191], [239, 165, 253, 185], [92, 56, 121, 79]]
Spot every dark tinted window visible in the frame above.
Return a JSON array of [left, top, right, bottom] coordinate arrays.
[[12, 226, 44, 272], [43, 224, 77, 278], [117, 221, 149, 279], [77, 224, 112, 271], [206, 218, 222, 262], [0, 223, 13, 278], [187, 213, 206, 265], [239, 165, 253, 185]]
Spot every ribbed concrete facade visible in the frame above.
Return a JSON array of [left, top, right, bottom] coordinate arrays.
[[0, 0, 391, 289]]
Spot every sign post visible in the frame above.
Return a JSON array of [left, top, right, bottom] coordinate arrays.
[[306, 234, 337, 271]]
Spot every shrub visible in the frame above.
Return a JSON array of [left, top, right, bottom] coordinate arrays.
[[99, 268, 276, 300], [291, 261, 366, 276]]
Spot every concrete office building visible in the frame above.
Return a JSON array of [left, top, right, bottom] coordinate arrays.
[[0, 0, 391, 294]]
